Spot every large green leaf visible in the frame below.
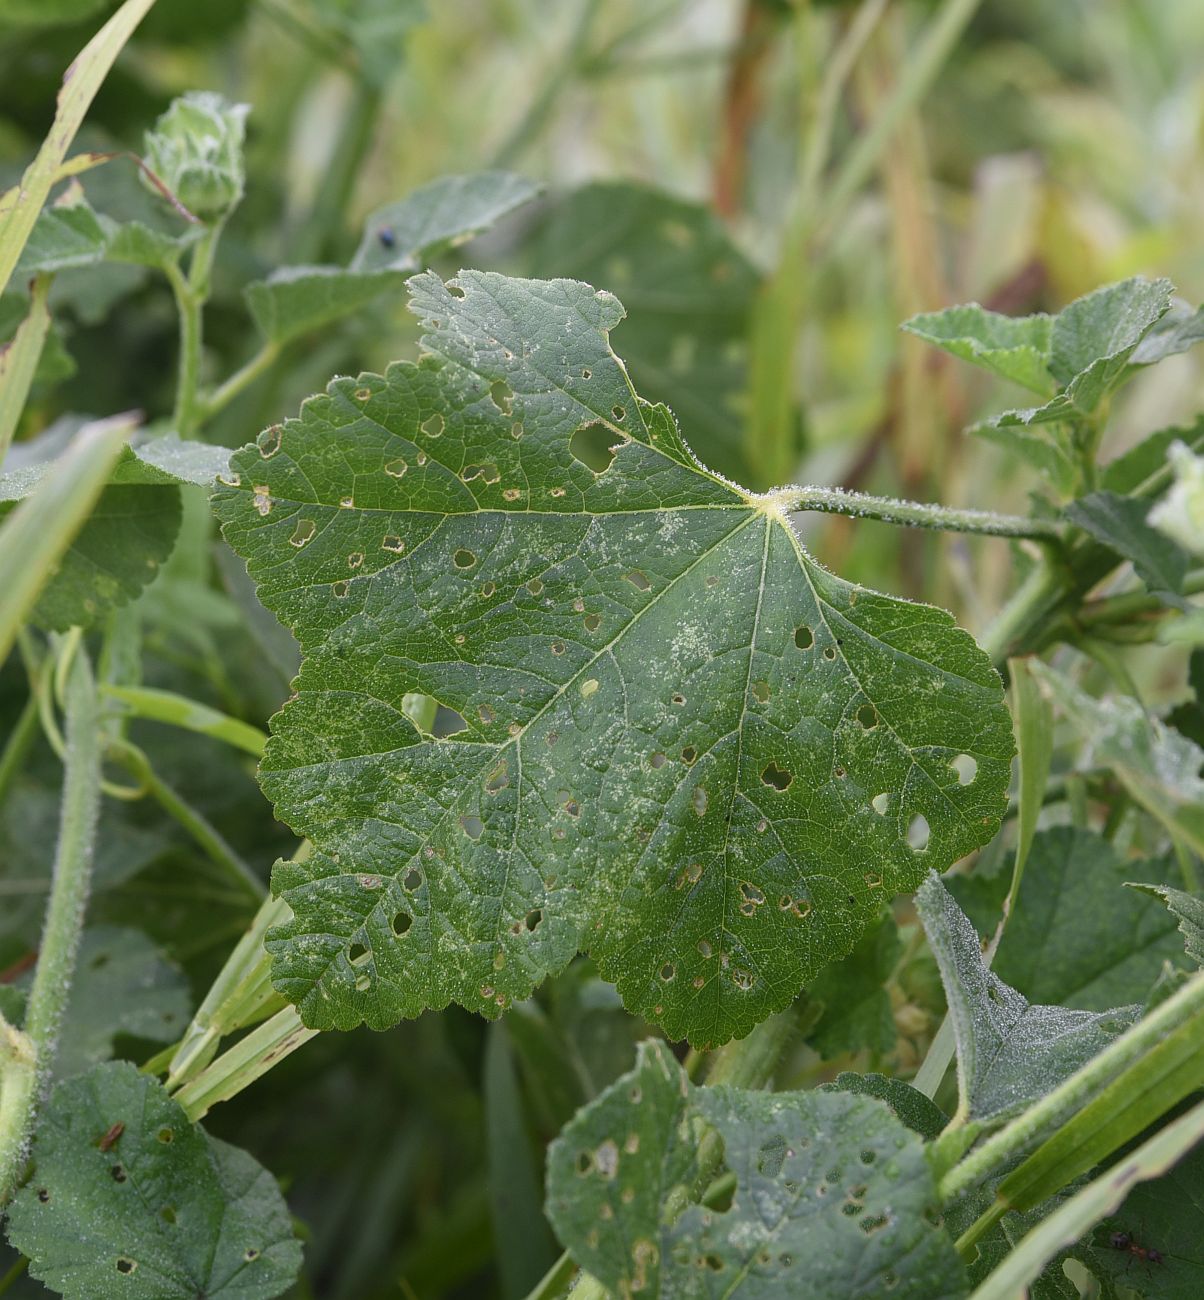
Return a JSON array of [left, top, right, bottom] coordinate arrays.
[[805, 912, 902, 1058], [916, 874, 1137, 1127], [528, 182, 761, 486], [214, 271, 1013, 1046], [544, 1039, 967, 1299], [4, 1062, 301, 1300]]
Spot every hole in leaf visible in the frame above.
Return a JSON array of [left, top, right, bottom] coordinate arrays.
[[385, 458, 408, 477], [649, 752, 667, 769], [454, 549, 476, 568], [951, 754, 977, 785], [382, 535, 405, 554], [583, 612, 601, 632], [403, 868, 423, 892], [525, 909, 542, 931], [332, 580, 349, 599], [624, 570, 651, 591], [461, 463, 500, 484], [760, 762, 793, 791], [570, 423, 617, 473], [422, 413, 444, 437], [580, 678, 599, 699], [433, 706, 468, 737], [692, 787, 708, 816], [671, 692, 685, 706], [354, 387, 371, 401], [660, 963, 675, 981], [697, 939, 712, 958], [856, 704, 877, 729], [116, 1259, 136, 1275], [551, 641, 566, 655], [702, 1254, 725, 1272], [391, 911, 412, 936], [157, 1128, 173, 1144], [244, 1248, 260, 1262], [794, 625, 813, 649], [460, 814, 484, 840], [290, 519, 315, 548], [160, 1206, 176, 1224], [823, 646, 836, 661], [110, 1164, 126, 1183], [907, 814, 930, 851], [348, 942, 368, 963], [37, 1189, 49, 1202], [871, 793, 889, 816], [485, 762, 509, 794], [576, 1150, 593, 1175], [681, 746, 697, 764], [751, 681, 770, 703], [489, 381, 511, 414]]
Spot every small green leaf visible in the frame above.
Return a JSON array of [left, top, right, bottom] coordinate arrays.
[[1047, 276, 1173, 410], [214, 270, 1013, 1045], [5, 1061, 302, 1300], [1031, 662, 1204, 857], [1130, 301, 1204, 366], [1101, 415, 1204, 494], [245, 171, 539, 345], [528, 182, 760, 485], [545, 1039, 967, 1299], [1065, 490, 1190, 603], [351, 171, 541, 273], [916, 873, 1137, 1126], [901, 304, 1055, 395], [0, 427, 229, 630], [1125, 883, 1204, 969], [818, 1071, 948, 1140]]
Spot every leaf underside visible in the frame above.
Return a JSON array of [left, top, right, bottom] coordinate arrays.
[[214, 270, 1013, 1045]]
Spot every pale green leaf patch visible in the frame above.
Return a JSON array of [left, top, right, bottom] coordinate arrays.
[[214, 270, 1013, 1046], [901, 304, 1055, 395]]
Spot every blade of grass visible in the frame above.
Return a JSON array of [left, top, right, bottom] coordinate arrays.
[[0, 275, 52, 467], [0, 0, 159, 298]]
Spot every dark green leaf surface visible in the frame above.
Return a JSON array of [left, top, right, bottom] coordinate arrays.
[[545, 1039, 967, 1299], [916, 874, 1137, 1125], [901, 304, 1054, 394], [5, 1062, 301, 1300], [1102, 416, 1204, 495], [1126, 883, 1204, 970], [244, 266, 405, 346], [806, 912, 901, 1058], [951, 828, 1190, 1010], [818, 1072, 948, 1140], [1065, 491, 1189, 603], [214, 270, 1013, 1045], [529, 182, 760, 485]]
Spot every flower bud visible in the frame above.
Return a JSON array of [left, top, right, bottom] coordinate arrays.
[[143, 92, 249, 221]]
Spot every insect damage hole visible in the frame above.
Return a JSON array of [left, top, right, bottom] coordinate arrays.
[[489, 381, 512, 414], [454, 549, 476, 569], [623, 570, 651, 591], [856, 703, 877, 729], [290, 519, 315, 548], [871, 793, 889, 816], [907, 814, 930, 851], [459, 814, 484, 840], [391, 911, 412, 936], [569, 422, 618, 473], [760, 762, 793, 791], [951, 753, 978, 785], [116, 1259, 137, 1275], [794, 625, 813, 649]]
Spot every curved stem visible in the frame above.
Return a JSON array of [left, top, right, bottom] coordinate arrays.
[[0, 645, 102, 1203], [198, 340, 281, 424], [168, 223, 222, 437], [765, 484, 1063, 541]]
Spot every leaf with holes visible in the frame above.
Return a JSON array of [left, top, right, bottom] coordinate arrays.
[[545, 1039, 967, 1299], [213, 269, 1013, 1046], [4, 1062, 302, 1300]]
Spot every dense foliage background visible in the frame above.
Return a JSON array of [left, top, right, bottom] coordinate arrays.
[[2, 2, 1203, 1297]]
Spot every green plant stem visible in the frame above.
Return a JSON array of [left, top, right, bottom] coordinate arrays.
[[173, 1006, 317, 1122], [101, 683, 267, 758], [198, 340, 281, 423], [0, 693, 39, 811], [938, 969, 1204, 1207], [770, 485, 1064, 541], [108, 740, 265, 903], [0, 1256, 28, 1296], [0, 646, 102, 1204], [167, 222, 222, 437]]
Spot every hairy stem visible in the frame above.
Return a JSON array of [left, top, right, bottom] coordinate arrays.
[[168, 223, 222, 437], [0, 645, 101, 1203], [768, 485, 1063, 541]]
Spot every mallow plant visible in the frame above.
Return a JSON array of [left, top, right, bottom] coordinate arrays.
[[1, 5, 1203, 1299]]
